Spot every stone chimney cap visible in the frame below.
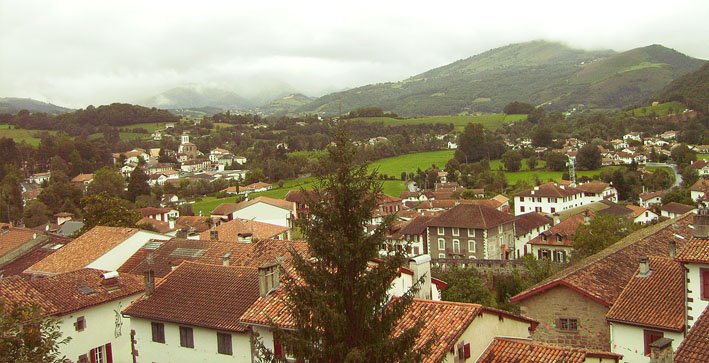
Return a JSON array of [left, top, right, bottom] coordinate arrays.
[[649, 337, 673, 349]]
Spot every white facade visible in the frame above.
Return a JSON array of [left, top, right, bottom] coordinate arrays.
[[514, 223, 551, 259], [514, 192, 584, 215], [608, 322, 683, 363], [231, 203, 293, 228], [85, 231, 170, 271], [692, 190, 705, 202], [59, 293, 142, 363], [640, 196, 663, 209], [580, 186, 618, 204], [634, 210, 659, 224], [686, 263, 709, 329], [130, 319, 251, 363]]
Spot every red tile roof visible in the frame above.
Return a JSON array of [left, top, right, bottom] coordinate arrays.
[[284, 189, 318, 204], [690, 178, 709, 192], [478, 337, 621, 362], [512, 213, 694, 307], [639, 190, 666, 201], [427, 204, 515, 229], [515, 183, 582, 198], [199, 218, 289, 241], [235, 196, 294, 211], [576, 181, 611, 194], [660, 202, 695, 214], [0, 268, 144, 316], [211, 203, 239, 216], [676, 236, 709, 264], [136, 217, 174, 234], [606, 257, 685, 331], [514, 212, 552, 237], [0, 235, 69, 277], [175, 216, 211, 233], [123, 262, 260, 332], [0, 227, 43, 259], [674, 307, 709, 363], [528, 213, 587, 247]]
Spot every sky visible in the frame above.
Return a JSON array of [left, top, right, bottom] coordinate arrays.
[[1, 0, 708, 108]]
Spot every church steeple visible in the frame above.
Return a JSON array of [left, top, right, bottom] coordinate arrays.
[[181, 132, 189, 144]]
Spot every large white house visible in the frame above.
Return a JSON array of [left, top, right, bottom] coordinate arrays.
[[0, 269, 145, 363], [211, 196, 295, 228], [576, 181, 618, 204], [514, 183, 585, 216]]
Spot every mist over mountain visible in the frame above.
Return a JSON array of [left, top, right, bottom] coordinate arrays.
[[141, 86, 255, 110], [298, 41, 706, 115], [0, 97, 72, 115]]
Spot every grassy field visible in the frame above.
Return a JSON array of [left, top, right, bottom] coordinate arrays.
[[369, 150, 455, 177], [699, 154, 709, 160], [352, 114, 527, 131], [88, 132, 150, 141], [502, 168, 612, 185], [0, 124, 57, 146], [627, 101, 686, 117], [124, 122, 171, 132]]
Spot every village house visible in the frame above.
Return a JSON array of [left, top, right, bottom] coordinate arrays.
[[510, 213, 694, 351], [239, 181, 272, 194], [425, 204, 516, 260], [29, 171, 51, 184], [690, 178, 709, 202], [284, 189, 318, 220], [639, 191, 666, 209], [676, 222, 709, 330], [211, 196, 295, 227], [478, 337, 621, 363], [690, 160, 709, 176], [626, 204, 659, 224], [576, 181, 618, 204], [200, 218, 290, 242], [660, 202, 696, 219], [386, 215, 432, 256], [514, 183, 585, 216], [623, 132, 642, 143], [513, 212, 552, 259], [140, 207, 179, 222], [527, 212, 590, 263], [70, 173, 94, 191], [0, 225, 48, 267], [0, 269, 144, 363], [0, 233, 69, 278]]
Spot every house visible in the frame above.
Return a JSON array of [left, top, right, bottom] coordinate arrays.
[[605, 256, 685, 362], [140, 207, 179, 222], [447, 141, 458, 149], [623, 132, 642, 143], [29, 171, 51, 184], [510, 213, 694, 350], [690, 178, 709, 202], [690, 160, 709, 176], [527, 212, 590, 263], [221, 186, 240, 195], [660, 202, 695, 219], [610, 139, 628, 150], [639, 191, 666, 209], [478, 337, 621, 363], [180, 158, 209, 173], [386, 215, 432, 256], [659, 130, 677, 140], [514, 183, 585, 216], [676, 220, 709, 330], [178, 132, 200, 160], [425, 204, 516, 260], [161, 194, 180, 206], [0, 269, 144, 363], [626, 205, 659, 224], [122, 262, 260, 363], [148, 173, 168, 186], [200, 218, 290, 242], [513, 212, 552, 259], [0, 234, 69, 278], [576, 181, 618, 204], [284, 189, 318, 220], [24, 226, 170, 277], [240, 181, 272, 194], [70, 173, 94, 190], [212, 197, 295, 228]]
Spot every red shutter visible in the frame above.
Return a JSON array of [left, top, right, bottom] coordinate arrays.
[[464, 343, 471, 359], [89, 348, 97, 363], [105, 343, 113, 363], [274, 335, 283, 358], [702, 269, 709, 300]]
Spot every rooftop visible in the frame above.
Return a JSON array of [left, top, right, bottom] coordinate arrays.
[[515, 183, 582, 198], [199, 218, 289, 241], [478, 337, 621, 363], [660, 202, 695, 214], [674, 307, 709, 362], [514, 212, 552, 237], [427, 204, 515, 229]]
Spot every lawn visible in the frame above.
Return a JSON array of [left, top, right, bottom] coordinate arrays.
[[627, 101, 686, 117], [0, 124, 57, 146], [124, 122, 171, 132], [369, 150, 455, 177], [502, 169, 612, 185], [352, 114, 527, 131], [88, 132, 150, 141], [699, 154, 709, 160]]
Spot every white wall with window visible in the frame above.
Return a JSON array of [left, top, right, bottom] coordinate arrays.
[[686, 263, 709, 329], [129, 319, 252, 363], [608, 322, 683, 363]]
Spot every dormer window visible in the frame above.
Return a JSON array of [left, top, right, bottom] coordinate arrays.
[[556, 234, 563, 243]]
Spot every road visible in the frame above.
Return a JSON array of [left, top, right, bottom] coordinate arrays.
[[646, 162, 682, 187]]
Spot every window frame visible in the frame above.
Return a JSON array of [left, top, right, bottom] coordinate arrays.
[[452, 239, 460, 253], [75, 316, 86, 332], [151, 322, 165, 343], [437, 238, 445, 250], [179, 326, 194, 348], [468, 240, 476, 253], [452, 227, 459, 236], [557, 317, 578, 331], [437, 227, 444, 236], [217, 332, 233, 355], [643, 329, 664, 356], [467, 228, 475, 237]]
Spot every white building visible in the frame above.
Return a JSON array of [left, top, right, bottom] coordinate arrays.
[[639, 191, 665, 209], [623, 132, 642, 143], [576, 181, 618, 204], [690, 178, 708, 203], [627, 205, 659, 225], [211, 197, 295, 228], [513, 212, 552, 259], [0, 269, 145, 363], [513, 183, 585, 216]]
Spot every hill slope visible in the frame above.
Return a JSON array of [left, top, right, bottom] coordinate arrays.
[[143, 86, 254, 110], [0, 97, 72, 114], [257, 93, 314, 115], [657, 62, 709, 113], [299, 41, 705, 115]]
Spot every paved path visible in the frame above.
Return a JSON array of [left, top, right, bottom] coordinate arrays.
[[646, 162, 682, 187]]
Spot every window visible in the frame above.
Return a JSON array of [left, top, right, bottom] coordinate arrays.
[[643, 330, 663, 356], [556, 234, 563, 243], [550, 197, 557, 203], [520, 206, 525, 212], [467, 229, 475, 237], [551, 207, 556, 213], [217, 332, 233, 355], [702, 268, 709, 300], [452, 239, 460, 253], [553, 250, 566, 263], [151, 322, 165, 343], [179, 326, 194, 348], [538, 249, 551, 260], [88, 344, 112, 363], [74, 316, 86, 332], [437, 227, 444, 235], [437, 238, 445, 250], [438, 253, 445, 259], [468, 240, 476, 253], [558, 318, 578, 331], [452, 227, 459, 236]]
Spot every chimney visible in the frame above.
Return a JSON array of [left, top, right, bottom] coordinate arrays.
[[168, 218, 175, 230], [583, 211, 591, 226], [409, 255, 432, 299], [669, 240, 677, 258], [144, 269, 155, 296], [210, 226, 219, 241], [552, 214, 560, 226], [693, 207, 709, 239], [258, 263, 280, 297], [649, 337, 673, 363], [638, 256, 650, 276], [222, 252, 232, 267], [101, 271, 120, 288]]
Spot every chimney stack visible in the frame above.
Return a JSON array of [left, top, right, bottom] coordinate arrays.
[[210, 226, 219, 241], [144, 269, 155, 296], [638, 256, 650, 276], [649, 337, 674, 363], [669, 240, 677, 258], [222, 252, 232, 267], [258, 263, 280, 297], [693, 207, 709, 239]]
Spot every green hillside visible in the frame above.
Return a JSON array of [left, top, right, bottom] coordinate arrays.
[[353, 113, 526, 131], [257, 93, 314, 115], [657, 62, 709, 113], [298, 41, 704, 116]]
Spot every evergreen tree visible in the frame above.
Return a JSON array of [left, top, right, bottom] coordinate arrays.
[[273, 126, 430, 362], [80, 193, 141, 233], [22, 200, 50, 228], [0, 300, 70, 363], [127, 166, 150, 202], [0, 166, 24, 224]]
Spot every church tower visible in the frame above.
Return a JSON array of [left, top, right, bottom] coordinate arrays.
[[181, 132, 189, 145]]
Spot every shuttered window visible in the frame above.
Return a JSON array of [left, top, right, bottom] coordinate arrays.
[[217, 332, 232, 355], [179, 326, 194, 348], [151, 322, 165, 343]]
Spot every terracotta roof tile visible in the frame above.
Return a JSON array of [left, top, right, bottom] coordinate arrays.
[[515, 183, 582, 198], [676, 236, 709, 264], [576, 181, 611, 194], [528, 213, 587, 247], [0, 227, 43, 258], [175, 216, 211, 233], [199, 218, 289, 241], [0, 235, 69, 277], [514, 212, 552, 237], [478, 337, 621, 362], [123, 262, 260, 332], [0, 269, 144, 316], [639, 191, 666, 201], [235, 196, 294, 212], [284, 189, 318, 204], [25, 226, 139, 275], [427, 204, 515, 229], [674, 307, 709, 362], [660, 202, 695, 214], [211, 203, 240, 216], [70, 173, 94, 183], [136, 217, 174, 234], [690, 178, 709, 192], [512, 213, 694, 306], [626, 204, 649, 218], [606, 257, 685, 331]]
